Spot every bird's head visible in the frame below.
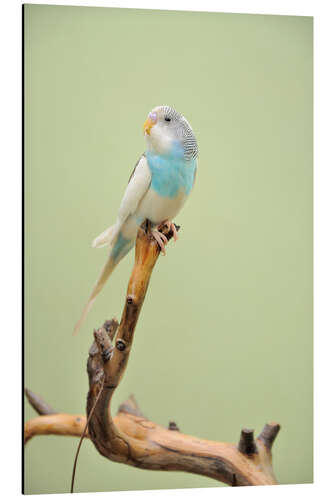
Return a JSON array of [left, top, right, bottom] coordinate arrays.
[[143, 105, 198, 160]]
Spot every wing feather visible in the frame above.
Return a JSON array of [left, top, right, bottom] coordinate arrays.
[[92, 154, 151, 248], [117, 154, 151, 224]]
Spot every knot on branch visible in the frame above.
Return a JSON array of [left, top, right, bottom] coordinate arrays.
[[116, 339, 127, 352], [126, 295, 134, 305]]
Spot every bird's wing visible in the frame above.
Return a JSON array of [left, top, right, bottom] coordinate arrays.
[[92, 154, 151, 249], [117, 153, 151, 224]]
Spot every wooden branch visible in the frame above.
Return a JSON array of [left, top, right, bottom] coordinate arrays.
[[24, 389, 280, 486], [24, 223, 281, 487], [24, 412, 87, 445]]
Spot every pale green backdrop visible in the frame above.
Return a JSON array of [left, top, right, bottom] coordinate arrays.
[[24, 4, 313, 495]]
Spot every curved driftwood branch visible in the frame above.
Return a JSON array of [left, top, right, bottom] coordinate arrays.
[[24, 388, 280, 486], [24, 223, 281, 487]]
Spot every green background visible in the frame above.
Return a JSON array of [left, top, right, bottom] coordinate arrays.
[[24, 4, 313, 495]]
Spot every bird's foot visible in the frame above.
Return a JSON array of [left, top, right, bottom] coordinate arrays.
[[159, 220, 179, 242], [149, 219, 178, 256], [151, 230, 168, 256]]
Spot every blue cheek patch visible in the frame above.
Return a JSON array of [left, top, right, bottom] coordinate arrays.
[[146, 145, 197, 199]]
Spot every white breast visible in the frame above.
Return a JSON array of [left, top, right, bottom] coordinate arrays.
[[137, 188, 187, 225]]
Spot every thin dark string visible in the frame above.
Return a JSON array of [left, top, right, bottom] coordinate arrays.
[[70, 375, 105, 493]]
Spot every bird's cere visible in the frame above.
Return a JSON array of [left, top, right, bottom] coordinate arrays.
[[148, 112, 157, 122]]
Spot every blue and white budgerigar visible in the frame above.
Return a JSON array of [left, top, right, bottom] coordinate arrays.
[[73, 105, 198, 335]]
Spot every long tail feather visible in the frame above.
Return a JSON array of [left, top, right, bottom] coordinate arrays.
[[72, 255, 117, 336], [73, 230, 136, 336], [92, 221, 121, 249]]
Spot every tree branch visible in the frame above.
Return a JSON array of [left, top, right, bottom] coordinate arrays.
[[24, 223, 281, 487]]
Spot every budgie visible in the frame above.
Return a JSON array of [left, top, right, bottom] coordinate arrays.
[[73, 105, 198, 335]]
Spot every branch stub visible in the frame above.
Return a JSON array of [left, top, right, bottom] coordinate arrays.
[[238, 428, 258, 455], [257, 423, 281, 451]]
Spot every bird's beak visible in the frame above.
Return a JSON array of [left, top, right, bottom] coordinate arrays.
[[143, 117, 155, 136], [143, 112, 157, 135]]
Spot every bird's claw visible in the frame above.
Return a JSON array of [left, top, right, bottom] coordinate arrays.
[[159, 220, 179, 242], [151, 230, 168, 256], [151, 220, 178, 255]]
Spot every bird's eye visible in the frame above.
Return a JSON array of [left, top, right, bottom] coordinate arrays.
[[164, 116, 171, 122]]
